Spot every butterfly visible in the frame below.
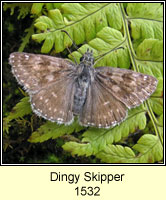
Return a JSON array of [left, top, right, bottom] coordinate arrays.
[[9, 49, 158, 128]]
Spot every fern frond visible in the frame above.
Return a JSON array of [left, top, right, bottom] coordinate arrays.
[[19, 23, 35, 52], [3, 3, 32, 19], [96, 134, 163, 163], [32, 3, 123, 53], [3, 97, 32, 133], [5, 97, 31, 122], [28, 120, 84, 143], [133, 134, 163, 163]]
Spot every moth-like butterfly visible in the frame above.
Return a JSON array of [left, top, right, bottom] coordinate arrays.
[[9, 49, 158, 128]]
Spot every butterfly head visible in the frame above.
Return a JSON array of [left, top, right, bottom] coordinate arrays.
[[80, 48, 94, 66]]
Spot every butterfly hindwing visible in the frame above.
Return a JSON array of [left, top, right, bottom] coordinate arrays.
[[31, 77, 76, 124], [79, 77, 127, 128]]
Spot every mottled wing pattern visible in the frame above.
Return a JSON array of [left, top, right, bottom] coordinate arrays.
[[9, 51, 158, 128], [9, 52, 75, 93], [79, 78, 127, 128], [95, 67, 158, 109], [31, 77, 76, 124], [9, 52, 77, 124]]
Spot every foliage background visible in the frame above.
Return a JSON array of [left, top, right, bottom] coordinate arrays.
[[2, 3, 163, 164]]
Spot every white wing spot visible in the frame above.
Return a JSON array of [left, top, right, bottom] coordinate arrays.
[[51, 92, 57, 98], [25, 55, 29, 60], [57, 118, 63, 122], [39, 96, 43, 100], [49, 107, 51, 111], [10, 55, 15, 58], [54, 108, 57, 112], [143, 75, 148, 80], [103, 101, 110, 105], [25, 83, 29, 88], [10, 60, 15, 63], [45, 99, 49, 103], [46, 74, 54, 81]]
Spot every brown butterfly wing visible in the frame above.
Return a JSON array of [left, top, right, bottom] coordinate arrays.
[[9, 52, 76, 93], [31, 77, 76, 124], [9, 52, 77, 124], [95, 67, 158, 109], [79, 78, 127, 128]]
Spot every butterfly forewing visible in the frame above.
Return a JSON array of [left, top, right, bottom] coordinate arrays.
[[9, 52, 75, 93], [95, 67, 158, 109]]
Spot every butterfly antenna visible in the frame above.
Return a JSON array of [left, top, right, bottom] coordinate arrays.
[[66, 46, 78, 65], [61, 30, 83, 56], [94, 47, 124, 66]]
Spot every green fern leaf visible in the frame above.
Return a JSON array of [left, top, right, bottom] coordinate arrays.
[[95, 134, 163, 163], [32, 3, 123, 53], [3, 3, 32, 19], [31, 3, 44, 15], [5, 97, 31, 122], [133, 134, 163, 163], [28, 120, 84, 143], [136, 39, 163, 61], [19, 24, 35, 52], [96, 145, 136, 163], [3, 97, 32, 133], [149, 78, 163, 115], [127, 3, 163, 20]]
